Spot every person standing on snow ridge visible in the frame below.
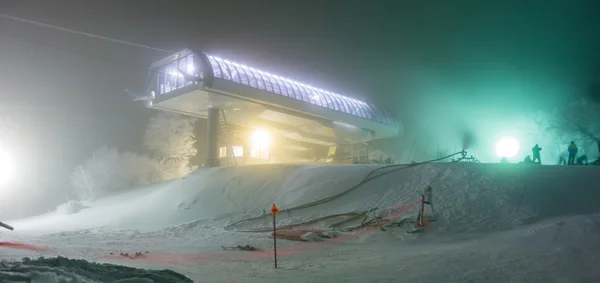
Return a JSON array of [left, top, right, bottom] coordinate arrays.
[[558, 155, 567, 165], [532, 144, 542, 164], [568, 141, 578, 165]]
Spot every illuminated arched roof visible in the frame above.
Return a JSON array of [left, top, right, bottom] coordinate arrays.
[[204, 54, 400, 127]]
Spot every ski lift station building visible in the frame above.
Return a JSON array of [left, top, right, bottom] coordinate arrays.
[[135, 49, 402, 166]]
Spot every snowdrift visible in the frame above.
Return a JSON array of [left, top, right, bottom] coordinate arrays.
[[225, 163, 600, 235], [11, 162, 599, 237], [4, 162, 600, 282], [10, 164, 378, 233]]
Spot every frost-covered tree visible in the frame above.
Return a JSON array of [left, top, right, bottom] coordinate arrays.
[[368, 150, 396, 164], [537, 98, 600, 145], [70, 165, 95, 201], [533, 98, 600, 161], [70, 147, 157, 201], [144, 112, 198, 180]]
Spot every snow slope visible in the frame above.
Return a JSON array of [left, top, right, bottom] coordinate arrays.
[[2, 162, 600, 282], [10, 164, 379, 233]]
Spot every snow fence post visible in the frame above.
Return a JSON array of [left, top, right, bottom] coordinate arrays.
[[425, 185, 435, 219], [416, 186, 435, 229], [417, 194, 425, 227], [271, 204, 280, 268]]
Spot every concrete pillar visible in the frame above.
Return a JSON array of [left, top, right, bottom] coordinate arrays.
[[205, 107, 220, 167]]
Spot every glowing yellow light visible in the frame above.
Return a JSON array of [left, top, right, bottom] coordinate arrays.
[[251, 130, 271, 149], [0, 148, 14, 186]]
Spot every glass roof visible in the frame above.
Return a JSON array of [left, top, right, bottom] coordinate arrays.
[[205, 54, 399, 127]]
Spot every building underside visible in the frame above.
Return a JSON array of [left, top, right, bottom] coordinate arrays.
[[133, 49, 403, 166]]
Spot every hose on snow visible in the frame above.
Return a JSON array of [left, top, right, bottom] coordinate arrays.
[[224, 151, 466, 232]]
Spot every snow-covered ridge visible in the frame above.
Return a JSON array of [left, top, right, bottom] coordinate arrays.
[[4, 163, 600, 282], [10, 163, 599, 236]]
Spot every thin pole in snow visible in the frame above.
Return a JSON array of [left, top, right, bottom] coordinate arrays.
[[271, 204, 280, 268], [273, 213, 277, 268], [411, 140, 416, 162], [516, 185, 527, 213]]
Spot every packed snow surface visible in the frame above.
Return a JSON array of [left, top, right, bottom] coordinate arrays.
[[2, 163, 600, 282]]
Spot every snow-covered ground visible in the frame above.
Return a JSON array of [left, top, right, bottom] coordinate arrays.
[[2, 163, 600, 282]]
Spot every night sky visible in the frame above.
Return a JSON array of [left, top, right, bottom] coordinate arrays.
[[0, 0, 598, 218]]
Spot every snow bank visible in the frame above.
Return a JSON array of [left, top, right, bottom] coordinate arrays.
[[226, 163, 600, 234], [10, 164, 377, 233], [4, 163, 600, 282], [10, 162, 600, 236], [0, 256, 192, 282], [53, 200, 90, 215]]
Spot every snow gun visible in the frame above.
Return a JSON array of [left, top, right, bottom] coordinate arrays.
[[0, 220, 14, 231]]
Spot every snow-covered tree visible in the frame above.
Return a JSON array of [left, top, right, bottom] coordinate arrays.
[[144, 112, 198, 180], [70, 147, 157, 201], [537, 98, 600, 146], [531, 97, 600, 163], [368, 150, 396, 164], [70, 165, 95, 201]]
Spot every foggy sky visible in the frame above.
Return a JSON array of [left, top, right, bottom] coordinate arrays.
[[0, 0, 598, 218]]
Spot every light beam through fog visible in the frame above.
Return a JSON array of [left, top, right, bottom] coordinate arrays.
[[0, 148, 13, 186]]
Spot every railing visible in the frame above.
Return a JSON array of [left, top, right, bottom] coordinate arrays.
[[154, 52, 198, 96], [156, 71, 196, 95]]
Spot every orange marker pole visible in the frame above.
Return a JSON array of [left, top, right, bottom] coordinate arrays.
[[271, 203, 279, 268]]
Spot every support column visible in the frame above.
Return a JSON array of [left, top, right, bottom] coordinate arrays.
[[205, 107, 220, 167]]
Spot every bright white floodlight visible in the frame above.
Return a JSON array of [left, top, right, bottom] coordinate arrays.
[[251, 130, 271, 149], [495, 136, 520, 158]]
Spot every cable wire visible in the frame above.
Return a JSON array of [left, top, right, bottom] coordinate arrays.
[[0, 12, 173, 54]]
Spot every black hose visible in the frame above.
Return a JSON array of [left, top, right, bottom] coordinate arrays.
[[516, 185, 527, 213], [230, 211, 366, 233], [0, 220, 14, 231], [224, 151, 465, 231]]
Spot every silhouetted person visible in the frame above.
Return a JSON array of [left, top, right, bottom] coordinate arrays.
[[568, 141, 578, 165], [596, 141, 600, 165], [532, 144, 542, 164], [558, 154, 567, 165], [521, 156, 534, 164], [576, 154, 588, 165]]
